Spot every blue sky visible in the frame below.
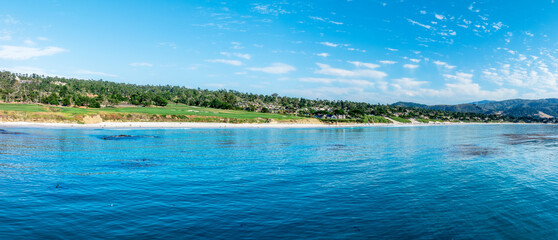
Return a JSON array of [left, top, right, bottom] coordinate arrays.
[[0, 0, 556, 104]]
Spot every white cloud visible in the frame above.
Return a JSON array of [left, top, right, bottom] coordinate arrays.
[[379, 60, 397, 64], [231, 43, 244, 50], [407, 19, 431, 29], [347, 47, 366, 53], [318, 42, 361, 52], [75, 70, 118, 78], [129, 62, 153, 67], [441, 72, 517, 99], [391, 78, 429, 96], [388, 72, 518, 102], [158, 42, 177, 49], [481, 51, 558, 97], [433, 60, 456, 69], [316, 53, 329, 57], [309, 16, 343, 25], [286, 86, 364, 100], [386, 48, 398, 51], [320, 42, 338, 47], [492, 22, 504, 30], [420, 10, 427, 14], [403, 64, 419, 69], [0, 66, 48, 76], [309, 16, 325, 22], [409, 58, 421, 63], [299, 77, 335, 84], [315, 63, 387, 79], [247, 62, 296, 74], [434, 14, 445, 20], [340, 79, 375, 87], [24, 39, 35, 45], [469, 2, 480, 12], [299, 77, 375, 88], [220, 52, 251, 60], [0, 45, 67, 60], [347, 61, 380, 69], [206, 59, 243, 66], [394, 78, 428, 88], [252, 3, 290, 15], [37, 37, 49, 41]]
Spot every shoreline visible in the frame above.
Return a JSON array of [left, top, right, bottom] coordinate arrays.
[[0, 121, 542, 129]]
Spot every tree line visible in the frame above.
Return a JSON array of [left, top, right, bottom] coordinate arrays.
[[0, 71, 552, 123]]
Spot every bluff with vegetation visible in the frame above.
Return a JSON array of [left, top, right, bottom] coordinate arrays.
[[0, 71, 554, 123]]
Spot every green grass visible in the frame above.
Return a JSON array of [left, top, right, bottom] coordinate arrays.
[[390, 116, 412, 123], [0, 103, 303, 121], [0, 103, 48, 112], [99, 104, 301, 120], [416, 118, 430, 123]]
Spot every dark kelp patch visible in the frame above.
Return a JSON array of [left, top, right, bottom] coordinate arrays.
[[325, 144, 349, 151], [100, 158, 161, 169], [0, 129, 24, 135], [452, 144, 500, 157], [119, 158, 160, 168], [98, 134, 159, 141], [501, 133, 558, 145]]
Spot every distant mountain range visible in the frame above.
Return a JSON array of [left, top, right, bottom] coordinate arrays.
[[392, 99, 558, 119]]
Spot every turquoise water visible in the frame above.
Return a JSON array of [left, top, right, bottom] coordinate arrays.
[[1, 125, 558, 239]]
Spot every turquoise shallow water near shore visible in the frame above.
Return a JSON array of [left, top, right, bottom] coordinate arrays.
[[1, 125, 558, 239]]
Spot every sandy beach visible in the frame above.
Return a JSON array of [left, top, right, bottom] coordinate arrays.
[[0, 121, 519, 129]]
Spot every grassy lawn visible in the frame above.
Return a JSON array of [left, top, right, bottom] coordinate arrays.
[[98, 104, 301, 120], [0, 103, 303, 121], [0, 103, 48, 112]]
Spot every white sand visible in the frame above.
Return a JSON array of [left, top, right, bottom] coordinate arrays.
[[0, 121, 508, 129]]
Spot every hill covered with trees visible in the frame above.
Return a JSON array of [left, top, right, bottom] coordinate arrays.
[[0, 71, 555, 123], [393, 99, 558, 120]]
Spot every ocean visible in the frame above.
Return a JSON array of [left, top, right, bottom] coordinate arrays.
[[1, 124, 557, 239]]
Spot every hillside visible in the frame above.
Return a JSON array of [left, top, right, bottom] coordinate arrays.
[[393, 99, 558, 119]]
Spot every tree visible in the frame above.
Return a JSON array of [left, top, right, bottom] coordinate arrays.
[[62, 96, 72, 106], [59, 85, 68, 98], [89, 100, 101, 108], [153, 95, 168, 106], [41, 92, 59, 105]]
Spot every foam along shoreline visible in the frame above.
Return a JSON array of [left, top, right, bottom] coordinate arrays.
[[0, 121, 526, 129]]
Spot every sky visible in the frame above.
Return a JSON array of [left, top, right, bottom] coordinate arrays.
[[0, 0, 557, 104]]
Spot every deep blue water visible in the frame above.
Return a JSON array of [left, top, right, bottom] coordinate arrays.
[[1, 124, 558, 239]]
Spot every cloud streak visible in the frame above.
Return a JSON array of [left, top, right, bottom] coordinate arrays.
[[206, 59, 243, 66], [315, 63, 387, 79], [248, 63, 296, 74], [0, 45, 66, 60]]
